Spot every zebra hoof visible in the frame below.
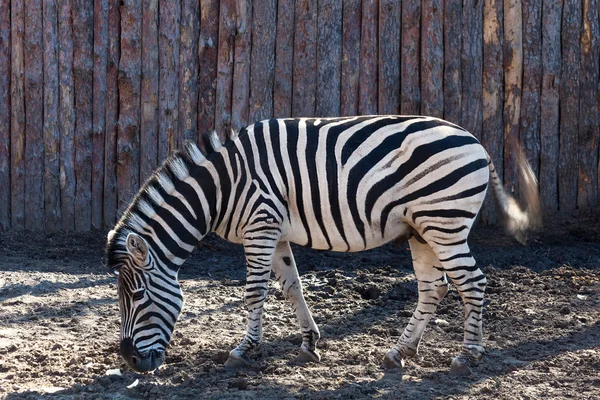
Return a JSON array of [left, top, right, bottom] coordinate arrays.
[[295, 348, 321, 365], [224, 353, 251, 369], [449, 357, 472, 376], [382, 350, 405, 370]]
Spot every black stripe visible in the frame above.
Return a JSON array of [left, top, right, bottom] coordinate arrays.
[[286, 120, 312, 247], [412, 209, 477, 222]]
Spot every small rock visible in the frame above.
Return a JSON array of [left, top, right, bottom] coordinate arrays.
[[434, 318, 450, 327], [559, 306, 571, 315], [229, 377, 248, 390]]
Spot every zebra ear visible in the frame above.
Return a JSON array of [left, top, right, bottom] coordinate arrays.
[[126, 233, 149, 263]]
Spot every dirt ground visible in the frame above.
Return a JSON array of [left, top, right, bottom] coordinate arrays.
[[1, 212, 599, 399]]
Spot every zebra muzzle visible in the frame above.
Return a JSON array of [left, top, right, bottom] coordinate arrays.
[[120, 338, 165, 372]]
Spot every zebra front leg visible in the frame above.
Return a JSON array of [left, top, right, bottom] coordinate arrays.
[[271, 241, 320, 364], [383, 237, 448, 370]]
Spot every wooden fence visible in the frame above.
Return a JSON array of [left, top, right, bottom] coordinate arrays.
[[0, 0, 598, 231]]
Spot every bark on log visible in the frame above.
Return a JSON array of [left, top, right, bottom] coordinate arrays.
[[215, 0, 235, 138], [481, 0, 504, 224], [503, 0, 522, 195], [198, 0, 219, 136], [273, 0, 294, 118], [316, 0, 342, 117], [292, 0, 317, 117], [179, 0, 199, 143], [43, 0, 62, 231], [462, 0, 483, 138], [140, 0, 159, 182], [158, 0, 180, 160], [0, 0, 11, 230], [540, 0, 561, 212], [421, 0, 443, 118], [117, 0, 142, 212], [340, 0, 361, 117], [559, 0, 581, 211], [359, 0, 377, 115], [249, 0, 277, 123], [232, 0, 252, 130], [24, 0, 44, 230], [401, 0, 420, 114], [92, 0, 109, 229], [378, 0, 400, 115], [443, 0, 462, 125], [577, 0, 599, 209]]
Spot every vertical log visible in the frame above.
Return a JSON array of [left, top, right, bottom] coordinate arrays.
[[443, 0, 462, 125], [24, 0, 44, 230], [540, 0, 561, 212], [215, 0, 235, 138], [378, 0, 400, 116], [292, 0, 317, 117], [104, 0, 120, 228], [558, 0, 581, 211], [140, 0, 159, 182], [0, 0, 10, 230], [58, 0, 76, 230], [341, 0, 361, 117], [503, 0, 522, 195], [179, 0, 199, 143], [198, 0, 219, 136], [118, 0, 142, 212], [401, 0, 420, 114], [481, 0, 504, 224], [92, 0, 109, 230], [578, 0, 599, 209], [421, 0, 443, 118], [520, 0, 542, 181], [273, 0, 294, 118], [316, 0, 342, 117], [11, 0, 25, 230], [462, 0, 483, 138], [232, 0, 252, 130], [158, 0, 180, 160], [249, 0, 277, 123], [43, 0, 62, 231], [358, 0, 378, 115]]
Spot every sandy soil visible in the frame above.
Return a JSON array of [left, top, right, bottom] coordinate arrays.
[[1, 213, 599, 399]]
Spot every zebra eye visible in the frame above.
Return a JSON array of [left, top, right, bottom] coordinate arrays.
[[132, 290, 145, 302]]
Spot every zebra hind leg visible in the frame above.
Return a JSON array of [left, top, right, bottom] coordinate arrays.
[[383, 237, 448, 370]]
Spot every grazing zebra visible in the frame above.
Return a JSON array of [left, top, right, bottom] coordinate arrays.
[[106, 115, 541, 375]]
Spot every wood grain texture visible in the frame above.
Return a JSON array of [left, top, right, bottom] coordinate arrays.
[[179, 0, 200, 143], [273, 0, 294, 118], [559, 0, 581, 211], [92, 0, 109, 230], [232, 0, 252, 130], [340, 0, 361, 117], [249, 0, 277, 123], [481, 0, 504, 224], [140, 0, 159, 182], [443, 0, 462, 125], [462, 0, 483, 139], [24, 0, 44, 230], [292, 0, 317, 117], [11, 0, 25, 230], [503, 0, 522, 195], [43, 0, 62, 231], [316, 0, 342, 117], [0, 0, 10, 230], [421, 0, 443, 117], [215, 0, 235, 138], [198, 0, 219, 136], [158, 0, 180, 160], [577, 0, 599, 209], [117, 0, 142, 212], [378, 0, 400, 115], [104, 0, 120, 228], [401, 0, 420, 114], [359, 0, 378, 115]]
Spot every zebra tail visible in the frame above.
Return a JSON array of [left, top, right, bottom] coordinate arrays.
[[487, 146, 542, 244]]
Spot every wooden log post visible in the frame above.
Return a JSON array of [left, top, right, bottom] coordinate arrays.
[[421, 0, 443, 118], [462, 0, 483, 139], [249, 0, 277, 123], [378, 0, 400, 115], [43, 0, 62, 231], [179, 0, 200, 143], [340, 0, 361, 117], [273, 0, 294, 118], [215, 0, 235, 139], [140, 0, 159, 182], [11, 0, 25, 231], [559, 0, 581, 211], [540, 0, 561, 213], [0, 0, 11, 230], [503, 0, 522, 195], [292, 0, 317, 117], [577, 0, 599, 209], [316, 0, 342, 117], [232, 0, 252, 131], [443, 0, 462, 125], [359, 0, 378, 115], [198, 0, 219, 137], [401, 0, 420, 114]]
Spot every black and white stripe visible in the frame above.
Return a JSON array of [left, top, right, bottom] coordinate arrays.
[[106, 115, 540, 373]]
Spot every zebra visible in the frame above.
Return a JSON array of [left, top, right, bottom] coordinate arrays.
[[106, 115, 541, 375]]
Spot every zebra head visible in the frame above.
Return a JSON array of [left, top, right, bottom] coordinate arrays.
[[107, 229, 184, 372]]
